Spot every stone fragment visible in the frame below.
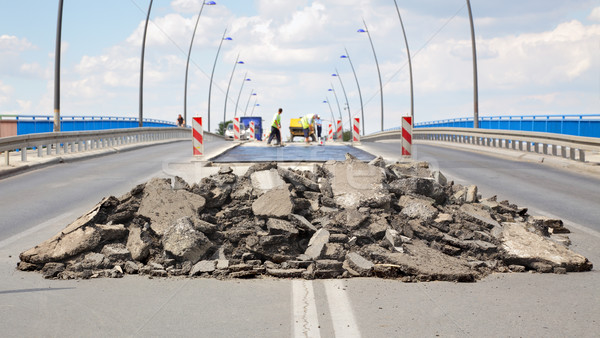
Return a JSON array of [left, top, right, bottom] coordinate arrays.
[[398, 195, 438, 222], [324, 158, 388, 209], [252, 186, 294, 218], [267, 268, 305, 278], [432, 171, 447, 186], [459, 204, 500, 229], [137, 178, 206, 236], [267, 218, 299, 236], [277, 168, 320, 192], [500, 222, 592, 272], [345, 252, 374, 276], [322, 243, 346, 261], [289, 214, 318, 233], [250, 169, 286, 194], [101, 243, 131, 262], [41, 262, 65, 279], [126, 225, 151, 262], [465, 185, 478, 203], [190, 260, 216, 276], [305, 229, 330, 260], [124, 261, 139, 274], [162, 217, 214, 264]]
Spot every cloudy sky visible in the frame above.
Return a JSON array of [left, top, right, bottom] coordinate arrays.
[[1, 0, 599, 134]]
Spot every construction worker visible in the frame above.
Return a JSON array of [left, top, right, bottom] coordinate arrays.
[[301, 113, 318, 144], [267, 108, 284, 146]]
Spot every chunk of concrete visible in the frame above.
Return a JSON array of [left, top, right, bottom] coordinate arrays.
[[305, 228, 330, 260], [162, 217, 214, 264], [323, 158, 388, 209], [252, 186, 294, 218], [190, 260, 216, 276], [345, 252, 374, 276], [267, 218, 299, 236], [126, 225, 151, 262], [250, 169, 286, 194], [398, 195, 439, 222]]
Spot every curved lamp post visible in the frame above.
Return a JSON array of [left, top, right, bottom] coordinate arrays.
[[208, 30, 232, 132], [251, 102, 259, 116], [332, 70, 351, 134], [340, 49, 364, 135], [234, 74, 250, 117], [466, 0, 479, 128], [184, 0, 216, 128], [328, 86, 343, 124], [244, 91, 256, 116], [392, 0, 414, 125], [139, 0, 153, 127], [223, 56, 244, 129], [323, 98, 335, 123], [53, 0, 64, 132], [358, 20, 383, 132]]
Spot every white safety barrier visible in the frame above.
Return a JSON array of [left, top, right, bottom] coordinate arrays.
[[336, 120, 343, 141], [352, 118, 360, 144], [249, 121, 255, 141], [193, 117, 204, 156], [233, 117, 240, 141], [328, 124, 333, 142], [402, 116, 412, 157]]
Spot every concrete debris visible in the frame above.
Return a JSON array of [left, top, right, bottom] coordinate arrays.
[[18, 156, 593, 282]]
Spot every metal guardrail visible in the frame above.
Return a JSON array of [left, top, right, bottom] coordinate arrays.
[[362, 127, 600, 163], [0, 127, 192, 166]]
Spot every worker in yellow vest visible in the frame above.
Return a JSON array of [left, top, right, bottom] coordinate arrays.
[[267, 108, 284, 146], [301, 113, 318, 144]]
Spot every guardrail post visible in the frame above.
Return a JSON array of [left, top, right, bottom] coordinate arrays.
[[37, 145, 43, 157], [4, 151, 8, 166], [569, 148, 576, 160], [21, 148, 27, 162], [578, 149, 585, 162], [561, 146, 567, 158], [542, 143, 548, 155], [551, 144, 557, 156]]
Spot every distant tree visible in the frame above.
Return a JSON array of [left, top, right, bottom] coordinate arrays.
[[343, 130, 352, 141], [218, 120, 232, 136]]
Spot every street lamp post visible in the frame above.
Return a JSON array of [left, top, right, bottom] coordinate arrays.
[[139, 0, 153, 127], [184, 0, 216, 128], [223, 56, 244, 129], [466, 0, 479, 128], [332, 70, 351, 134], [328, 85, 343, 124], [392, 0, 414, 125], [208, 29, 232, 132], [234, 74, 250, 117], [53, 0, 64, 132], [358, 20, 384, 132], [251, 102, 259, 116], [340, 49, 364, 135], [244, 91, 256, 116], [323, 99, 335, 124]]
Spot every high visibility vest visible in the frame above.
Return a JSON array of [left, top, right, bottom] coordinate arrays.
[[271, 113, 281, 128], [301, 114, 313, 129]]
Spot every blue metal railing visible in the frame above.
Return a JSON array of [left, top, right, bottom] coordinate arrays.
[[0, 115, 176, 136], [408, 114, 600, 138]]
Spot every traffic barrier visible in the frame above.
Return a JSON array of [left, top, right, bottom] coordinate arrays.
[[233, 117, 240, 141], [402, 116, 412, 157], [192, 117, 204, 156], [249, 121, 255, 141], [352, 118, 360, 143], [328, 124, 333, 141], [336, 120, 343, 141]]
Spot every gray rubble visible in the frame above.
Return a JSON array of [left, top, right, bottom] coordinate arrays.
[[18, 155, 593, 281]]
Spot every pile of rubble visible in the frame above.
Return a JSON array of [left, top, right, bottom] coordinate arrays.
[[18, 154, 592, 282]]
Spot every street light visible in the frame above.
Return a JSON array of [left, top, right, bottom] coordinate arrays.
[[323, 98, 335, 124], [332, 70, 352, 135], [53, 0, 64, 132], [392, 0, 414, 125], [208, 30, 232, 132], [184, 0, 216, 128], [340, 49, 364, 135], [466, 0, 479, 128], [223, 56, 244, 129], [358, 20, 384, 132], [328, 86, 344, 124], [139, 0, 154, 127], [244, 91, 257, 116], [251, 102, 260, 116], [234, 74, 251, 117]]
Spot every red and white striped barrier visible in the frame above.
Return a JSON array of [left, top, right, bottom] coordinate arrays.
[[233, 117, 240, 141], [249, 121, 255, 141], [328, 123, 333, 141], [402, 116, 412, 157], [336, 120, 343, 141], [352, 118, 360, 143], [192, 117, 203, 156]]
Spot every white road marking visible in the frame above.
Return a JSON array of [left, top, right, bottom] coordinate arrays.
[[292, 280, 321, 338], [0, 212, 74, 249], [323, 280, 361, 338]]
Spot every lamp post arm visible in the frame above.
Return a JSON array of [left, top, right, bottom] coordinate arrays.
[[393, 0, 414, 125], [208, 28, 228, 132], [466, 0, 479, 128], [234, 72, 248, 117], [344, 48, 364, 135], [330, 83, 343, 125], [362, 19, 383, 133], [184, 1, 207, 128], [223, 53, 240, 130], [139, 0, 153, 128], [325, 97, 335, 123], [53, 0, 64, 132], [244, 90, 254, 116], [335, 68, 351, 134]]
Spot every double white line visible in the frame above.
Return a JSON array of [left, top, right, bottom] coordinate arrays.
[[292, 280, 361, 338]]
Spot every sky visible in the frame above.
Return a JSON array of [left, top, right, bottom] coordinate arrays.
[[0, 0, 599, 135]]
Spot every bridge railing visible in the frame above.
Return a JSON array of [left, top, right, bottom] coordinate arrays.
[[0, 127, 191, 166], [362, 128, 600, 163], [414, 114, 600, 138]]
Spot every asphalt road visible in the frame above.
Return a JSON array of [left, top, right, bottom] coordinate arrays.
[[0, 140, 598, 337]]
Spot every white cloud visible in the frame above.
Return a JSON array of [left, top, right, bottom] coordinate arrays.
[[589, 7, 600, 21], [0, 80, 14, 104], [0, 35, 34, 52]]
